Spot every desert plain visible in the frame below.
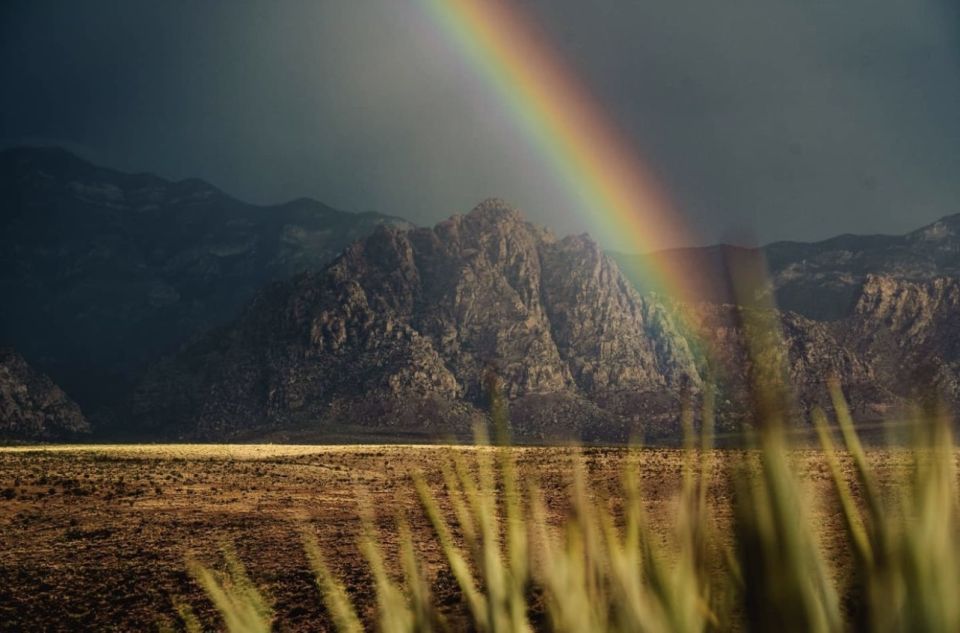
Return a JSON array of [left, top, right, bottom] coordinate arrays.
[[0, 444, 903, 631]]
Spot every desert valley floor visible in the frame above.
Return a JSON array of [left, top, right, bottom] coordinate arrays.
[[0, 444, 904, 631]]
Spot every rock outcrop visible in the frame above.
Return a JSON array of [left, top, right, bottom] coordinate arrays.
[[0, 348, 89, 442], [613, 210, 960, 321], [128, 200, 960, 441], [8, 146, 960, 442], [131, 200, 700, 441], [841, 275, 960, 406]]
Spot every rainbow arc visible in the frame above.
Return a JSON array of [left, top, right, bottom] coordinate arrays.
[[418, 0, 743, 362]]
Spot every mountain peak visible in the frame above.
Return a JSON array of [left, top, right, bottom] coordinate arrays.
[[910, 213, 960, 242], [465, 197, 525, 221], [132, 201, 698, 440], [1, 145, 102, 176], [430, 198, 558, 248]]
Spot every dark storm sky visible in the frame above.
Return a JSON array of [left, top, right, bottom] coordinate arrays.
[[2, 0, 958, 250]]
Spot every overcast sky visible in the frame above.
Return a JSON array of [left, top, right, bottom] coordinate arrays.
[[2, 0, 958, 249]]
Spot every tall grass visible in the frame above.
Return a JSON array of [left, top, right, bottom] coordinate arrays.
[[183, 384, 960, 632]]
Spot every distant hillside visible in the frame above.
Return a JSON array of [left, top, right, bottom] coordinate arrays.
[[0, 147, 411, 411], [0, 347, 89, 442], [612, 211, 960, 320], [5, 148, 960, 442]]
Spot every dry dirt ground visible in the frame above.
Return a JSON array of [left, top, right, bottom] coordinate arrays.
[[0, 444, 901, 631]]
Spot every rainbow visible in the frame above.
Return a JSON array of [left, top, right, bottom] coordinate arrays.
[[416, 0, 721, 346]]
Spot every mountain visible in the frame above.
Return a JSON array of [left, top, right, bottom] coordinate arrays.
[[5, 147, 960, 442], [766, 216, 960, 319], [0, 347, 89, 442], [130, 200, 700, 442], [613, 212, 960, 321], [129, 201, 960, 442], [0, 147, 411, 412], [841, 275, 960, 404]]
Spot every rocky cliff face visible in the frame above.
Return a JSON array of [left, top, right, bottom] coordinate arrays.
[[130, 200, 960, 440], [0, 348, 89, 442], [696, 274, 960, 425], [128, 201, 960, 441], [614, 211, 960, 321], [841, 275, 960, 405], [8, 146, 960, 442], [131, 200, 700, 441], [764, 219, 960, 320], [0, 147, 409, 412]]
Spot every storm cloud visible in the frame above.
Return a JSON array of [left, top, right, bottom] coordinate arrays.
[[2, 0, 957, 248]]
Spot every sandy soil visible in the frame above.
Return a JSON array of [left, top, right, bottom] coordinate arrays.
[[0, 444, 895, 631]]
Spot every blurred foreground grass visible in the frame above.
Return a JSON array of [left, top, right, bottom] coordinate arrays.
[[180, 380, 960, 633]]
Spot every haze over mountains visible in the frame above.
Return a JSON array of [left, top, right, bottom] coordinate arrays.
[[2, 147, 960, 442], [0, 147, 408, 411]]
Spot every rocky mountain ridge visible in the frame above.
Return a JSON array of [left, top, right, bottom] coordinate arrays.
[[130, 200, 700, 441], [613, 211, 960, 320], [128, 201, 960, 442], [0, 147, 409, 412], [5, 147, 960, 442]]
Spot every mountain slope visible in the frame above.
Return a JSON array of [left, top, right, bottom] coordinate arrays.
[[0, 347, 89, 442], [0, 147, 410, 411], [130, 203, 960, 442], [612, 212, 960, 320], [131, 200, 700, 441], [839, 275, 960, 404], [766, 215, 960, 319], [6, 148, 960, 441]]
